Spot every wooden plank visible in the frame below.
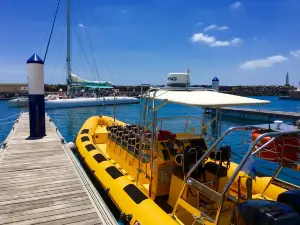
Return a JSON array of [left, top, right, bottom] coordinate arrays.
[[0, 194, 89, 213], [34, 213, 101, 225], [0, 155, 69, 165], [0, 112, 116, 225], [0, 166, 72, 178], [0, 190, 86, 206], [0, 177, 79, 189], [65, 218, 102, 225], [0, 181, 81, 195], [0, 185, 84, 201], [0, 207, 96, 225], [0, 170, 77, 183], [0, 200, 93, 220]]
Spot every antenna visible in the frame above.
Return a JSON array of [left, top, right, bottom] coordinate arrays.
[[186, 67, 190, 88], [66, 0, 71, 95]]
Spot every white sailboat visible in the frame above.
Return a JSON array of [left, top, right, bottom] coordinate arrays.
[[8, 0, 139, 109]]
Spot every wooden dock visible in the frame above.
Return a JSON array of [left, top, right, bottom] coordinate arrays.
[[207, 107, 300, 123], [0, 112, 117, 225]]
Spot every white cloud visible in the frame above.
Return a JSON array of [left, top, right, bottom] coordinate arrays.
[[120, 9, 127, 13], [211, 38, 242, 47], [196, 22, 203, 26], [191, 33, 242, 47], [240, 55, 288, 70], [204, 24, 229, 32], [290, 49, 300, 57], [190, 33, 216, 44], [230, 2, 242, 9], [78, 23, 85, 28]]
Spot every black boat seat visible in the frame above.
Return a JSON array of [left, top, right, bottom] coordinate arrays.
[[128, 136, 140, 152], [144, 132, 152, 138], [204, 161, 228, 191], [135, 143, 151, 151], [133, 127, 139, 133], [234, 199, 300, 225], [278, 190, 300, 215], [116, 130, 128, 145], [175, 146, 206, 180], [204, 162, 227, 177], [122, 133, 135, 146]]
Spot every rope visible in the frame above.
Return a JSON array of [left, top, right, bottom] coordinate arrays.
[[0, 120, 17, 125], [0, 113, 21, 121], [76, 0, 101, 82], [71, 23, 98, 82], [44, 0, 61, 62]]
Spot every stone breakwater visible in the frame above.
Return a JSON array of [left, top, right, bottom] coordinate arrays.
[[0, 83, 295, 99], [114, 85, 294, 97]]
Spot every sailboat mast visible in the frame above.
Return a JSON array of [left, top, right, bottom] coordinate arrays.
[[66, 0, 71, 95]]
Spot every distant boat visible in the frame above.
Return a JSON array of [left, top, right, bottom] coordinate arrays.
[[8, 95, 138, 109], [279, 81, 300, 100]]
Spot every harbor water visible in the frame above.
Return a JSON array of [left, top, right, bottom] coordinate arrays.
[[1, 96, 300, 186]]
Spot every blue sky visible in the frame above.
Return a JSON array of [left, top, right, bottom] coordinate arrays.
[[0, 0, 300, 86]]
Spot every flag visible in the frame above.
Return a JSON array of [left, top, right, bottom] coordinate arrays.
[[241, 154, 256, 180]]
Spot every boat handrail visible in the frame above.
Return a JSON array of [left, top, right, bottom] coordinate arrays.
[[184, 125, 300, 223], [223, 128, 300, 196], [146, 116, 203, 132]]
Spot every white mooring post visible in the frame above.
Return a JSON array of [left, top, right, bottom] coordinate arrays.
[[27, 53, 46, 137]]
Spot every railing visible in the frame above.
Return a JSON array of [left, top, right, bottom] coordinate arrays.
[[177, 124, 300, 224], [153, 116, 203, 133]]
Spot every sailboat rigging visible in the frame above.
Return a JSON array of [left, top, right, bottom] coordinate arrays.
[[8, 0, 139, 108]]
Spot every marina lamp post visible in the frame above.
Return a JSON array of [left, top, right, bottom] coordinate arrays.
[[27, 53, 46, 137]]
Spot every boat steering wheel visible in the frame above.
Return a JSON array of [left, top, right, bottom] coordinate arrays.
[[166, 139, 185, 155]]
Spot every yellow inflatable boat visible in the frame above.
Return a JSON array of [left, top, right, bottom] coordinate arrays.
[[75, 87, 300, 225], [75, 115, 300, 225]]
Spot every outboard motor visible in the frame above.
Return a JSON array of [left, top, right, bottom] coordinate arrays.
[[233, 199, 300, 225], [277, 190, 300, 215]]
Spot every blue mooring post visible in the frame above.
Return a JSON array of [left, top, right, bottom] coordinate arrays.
[[27, 54, 46, 137]]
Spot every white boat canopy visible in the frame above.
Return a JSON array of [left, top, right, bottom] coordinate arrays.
[[148, 89, 270, 107]]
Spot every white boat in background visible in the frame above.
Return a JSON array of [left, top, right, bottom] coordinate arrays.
[[8, 95, 139, 109], [8, 97, 29, 108], [45, 96, 138, 109]]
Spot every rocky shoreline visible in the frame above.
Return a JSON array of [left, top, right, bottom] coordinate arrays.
[[0, 83, 295, 99]]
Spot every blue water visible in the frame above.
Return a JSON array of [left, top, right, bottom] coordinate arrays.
[[1, 96, 300, 185]]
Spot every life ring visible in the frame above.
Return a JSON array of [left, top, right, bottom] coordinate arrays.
[[251, 129, 299, 163]]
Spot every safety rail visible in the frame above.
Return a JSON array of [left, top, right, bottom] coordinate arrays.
[[173, 124, 300, 224]]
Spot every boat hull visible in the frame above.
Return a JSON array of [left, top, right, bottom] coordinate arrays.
[[76, 116, 178, 225], [45, 97, 139, 108], [76, 115, 300, 224], [8, 96, 139, 109], [8, 98, 29, 107]]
